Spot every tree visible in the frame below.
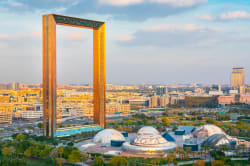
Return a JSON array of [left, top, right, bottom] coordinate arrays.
[[37, 123, 43, 133], [2, 147, 12, 157], [176, 147, 183, 159], [24, 147, 33, 157], [68, 150, 82, 163], [16, 133, 26, 141], [56, 158, 66, 166], [210, 150, 225, 161], [93, 157, 104, 166], [27, 126, 34, 130], [58, 146, 64, 158], [211, 160, 224, 166], [63, 146, 73, 159], [81, 153, 88, 164], [109, 156, 128, 166], [162, 117, 170, 126], [184, 147, 192, 159], [173, 160, 178, 166], [166, 152, 176, 166], [231, 128, 239, 136], [236, 121, 244, 130], [128, 119, 133, 125], [39, 145, 51, 158], [194, 160, 205, 166]]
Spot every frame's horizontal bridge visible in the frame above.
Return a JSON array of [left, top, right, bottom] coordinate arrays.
[[53, 14, 104, 29]]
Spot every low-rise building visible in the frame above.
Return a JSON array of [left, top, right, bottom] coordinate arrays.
[[0, 105, 13, 125], [22, 110, 43, 119]]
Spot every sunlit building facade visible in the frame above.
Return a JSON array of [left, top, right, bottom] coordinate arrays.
[[0, 105, 13, 125], [231, 68, 245, 89]]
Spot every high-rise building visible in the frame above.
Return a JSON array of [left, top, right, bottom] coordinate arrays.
[[159, 96, 170, 107], [156, 86, 168, 96], [231, 68, 245, 89], [150, 96, 159, 108]]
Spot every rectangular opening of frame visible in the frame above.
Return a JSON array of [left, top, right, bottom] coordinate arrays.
[[56, 26, 94, 128]]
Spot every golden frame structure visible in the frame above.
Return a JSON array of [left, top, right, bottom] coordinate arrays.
[[43, 14, 106, 137]]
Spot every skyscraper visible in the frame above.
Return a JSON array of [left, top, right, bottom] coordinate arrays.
[[156, 86, 168, 96], [231, 68, 245, 89]]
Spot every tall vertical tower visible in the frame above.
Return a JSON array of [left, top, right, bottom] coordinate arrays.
[[43, 14, 106, 137], [156, 86, 168, 96], [231, 68, 245, 89]]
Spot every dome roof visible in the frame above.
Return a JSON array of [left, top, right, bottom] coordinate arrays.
[[201, 134, 231, 147], [138, 126, 159, 135], [192, 125, 225, 139], [93, 129, 125, 145], [132, 134, 174, 147]]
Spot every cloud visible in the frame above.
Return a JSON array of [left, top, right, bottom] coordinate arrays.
[[141, 24, 221, 33], [10, 2, 26, 8], [115, 24, 239, 48], [196, 14, 215, 21], [114, 35, 133, 41], [219, 11, 250, 20], [149, 0, 207, 7], [197, 11, 250, 21], [65, 0, 207, 21], [99, 0, 144, 6], [2, 0, 207, 21], [16, 0, 79, 10]]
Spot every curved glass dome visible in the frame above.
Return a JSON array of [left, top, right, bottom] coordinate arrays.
[[138, 126, 159, 135], [93, 129, 125, 145], [192, 125, 225, 139], [133, 134, 173, 147], [123, 134, 176, 155], [201, 134, 231, 147]]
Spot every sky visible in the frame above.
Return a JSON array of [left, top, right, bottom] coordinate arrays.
[[0, 0, 249, 85]]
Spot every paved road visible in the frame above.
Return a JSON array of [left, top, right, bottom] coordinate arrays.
[[163, 159, 213, 166]]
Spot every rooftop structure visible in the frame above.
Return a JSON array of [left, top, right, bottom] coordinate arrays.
[[176, 126, 195, 135], [93, 129, 125, 145], [201, 134, 233, 147], [54, 125, 102, 137], [138, 126, 159, 135], [162, 131, 175, 142], [192, 125, 225, 139], [123, 134, 176, 155]]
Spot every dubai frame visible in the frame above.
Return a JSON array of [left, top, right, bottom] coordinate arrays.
[[43, 14, 106, 137]]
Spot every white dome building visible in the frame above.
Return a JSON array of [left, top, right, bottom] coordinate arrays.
[[123, 134, 176, 155], [192, 125, 225, 139], [201, 134, 232, 147], [138, 126, 159, 135], [93, 129, 125, 145]]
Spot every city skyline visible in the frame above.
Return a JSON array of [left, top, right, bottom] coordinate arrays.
[[0, 0, 250, 84]]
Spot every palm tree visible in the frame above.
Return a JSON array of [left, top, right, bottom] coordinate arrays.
[[56, 158, 66, 166], [203, 143, 208, 160], [81, 153, 88, 165], [176, 146, 183, 159], [166, 152, 176, 166], [200, 147, 204, 159], [58, 146, 64, 158], [185, 147, 192, 159]]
